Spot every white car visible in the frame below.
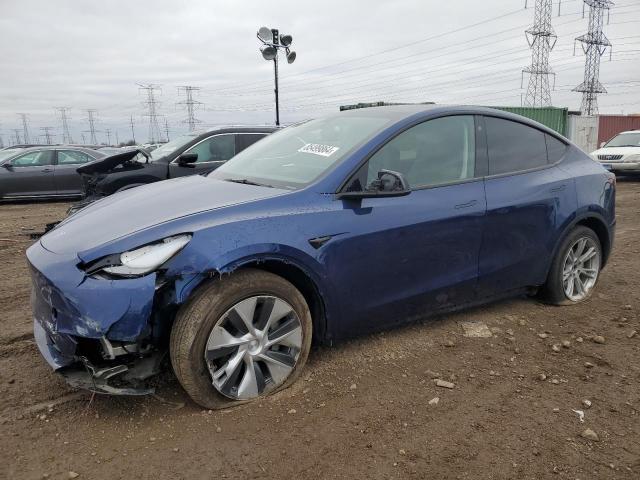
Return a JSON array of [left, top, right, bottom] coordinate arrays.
[[591, 130, 640, 173]]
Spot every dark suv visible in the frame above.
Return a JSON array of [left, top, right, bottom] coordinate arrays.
[[76, 126, 277, 201]]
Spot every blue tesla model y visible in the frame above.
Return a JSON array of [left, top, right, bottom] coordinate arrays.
[[27, 105, 615, 408]]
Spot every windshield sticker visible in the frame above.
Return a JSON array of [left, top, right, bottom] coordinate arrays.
[[298, 143, 340, 157]]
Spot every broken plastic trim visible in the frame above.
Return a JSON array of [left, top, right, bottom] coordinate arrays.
[[99, 336, 149, 360], [60, 352, 164, 396]]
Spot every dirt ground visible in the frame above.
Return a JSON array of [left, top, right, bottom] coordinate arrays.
[[1, 181, 639, 480]]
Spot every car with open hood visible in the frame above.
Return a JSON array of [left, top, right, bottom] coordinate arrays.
[[27, 105, 615, 408], [74, 126, 277, 203]]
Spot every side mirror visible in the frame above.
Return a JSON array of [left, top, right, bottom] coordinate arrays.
[[367, 169, 410, 193], [338, 169, 411, 200], [1, 162, 12, 170], [600, 142, 606, 148], [177, 153, 198, 167]]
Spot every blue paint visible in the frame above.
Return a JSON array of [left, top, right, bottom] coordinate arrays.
[[27, 105, 616, 376]]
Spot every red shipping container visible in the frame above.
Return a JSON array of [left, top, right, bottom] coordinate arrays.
[[598, 115, 640, 145]]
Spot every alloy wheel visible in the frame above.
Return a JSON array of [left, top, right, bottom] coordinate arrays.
[[562, 236, 600, 302], [204, 295, 303, 400]]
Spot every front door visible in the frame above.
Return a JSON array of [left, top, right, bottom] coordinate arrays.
[[323, 115, 487, 338]]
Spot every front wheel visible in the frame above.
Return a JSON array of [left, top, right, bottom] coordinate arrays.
[[541, 226, 602, 305], [170, 269, 312, 409]]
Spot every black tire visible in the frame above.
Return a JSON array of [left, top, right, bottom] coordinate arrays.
[[540, 226, 602, 305], [170, 268, 313, 409]]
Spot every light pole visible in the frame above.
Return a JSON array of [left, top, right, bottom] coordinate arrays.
[[257, 26, 296, 126]]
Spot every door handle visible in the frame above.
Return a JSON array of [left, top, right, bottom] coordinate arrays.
[[550, 184, 566, 193], [41, 168, 53, 173], [454, 199, 478, 209]]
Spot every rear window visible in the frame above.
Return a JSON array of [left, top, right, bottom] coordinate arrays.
[[485, 117, 548, 175]]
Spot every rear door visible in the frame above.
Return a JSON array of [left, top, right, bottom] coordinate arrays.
[[478, 116, 575, 296], [169, 134, 237, 178], [0, 150, 55, 198], [54, 150, 96, 195]]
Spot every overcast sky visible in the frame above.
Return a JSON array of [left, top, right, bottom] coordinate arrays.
[[1, 0, 639, 145]]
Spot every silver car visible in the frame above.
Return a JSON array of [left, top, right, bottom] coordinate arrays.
[[590, 130, 640, 174]]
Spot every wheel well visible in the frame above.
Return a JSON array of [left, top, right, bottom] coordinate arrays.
[[235, 260, 327, 344], [576, 217, 611, 266]]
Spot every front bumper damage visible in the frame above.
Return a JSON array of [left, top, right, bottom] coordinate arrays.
[[34, 319, 163, 395], [28, 240, 182, 395]]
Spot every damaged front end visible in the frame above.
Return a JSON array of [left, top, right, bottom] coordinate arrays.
[[28, 234, 194, 396], [35, 318, 164, 395]]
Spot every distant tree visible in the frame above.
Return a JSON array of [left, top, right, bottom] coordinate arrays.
[[118, 140, 136, 147]]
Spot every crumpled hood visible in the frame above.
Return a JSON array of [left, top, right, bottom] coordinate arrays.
[[77, 148, 150, 175], [41, 175, 287, 255]]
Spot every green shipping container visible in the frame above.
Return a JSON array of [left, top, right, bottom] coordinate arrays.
[[490, 106, 568, 136]]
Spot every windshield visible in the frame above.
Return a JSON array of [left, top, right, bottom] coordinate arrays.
[[604, 132, 640, 147], [209, 115, 391, 189], [0, 149, 20, 162], [149, 134, 199, 161]]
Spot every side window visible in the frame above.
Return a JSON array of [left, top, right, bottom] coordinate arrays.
[[545, 134, 568, 163], [57, 150, 92, 165], [186, 134, 236, 163], [236, 133, 266, 152], [347, 115, 476, 191], [11, 151, 53, 167], [485, 117, 547, 175]]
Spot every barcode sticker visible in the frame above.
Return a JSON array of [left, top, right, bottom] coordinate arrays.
[[298, 143, 340, 157]]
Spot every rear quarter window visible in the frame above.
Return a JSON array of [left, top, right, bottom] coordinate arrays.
[[545, 134, 568, 163], [485, 116, 547, 175]]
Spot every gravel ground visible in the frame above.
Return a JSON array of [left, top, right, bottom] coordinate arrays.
[[1, 181, 639, 480]]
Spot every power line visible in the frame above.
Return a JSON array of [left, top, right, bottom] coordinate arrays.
[[12, 129, 21, 145], [55, 107, 74, 144], [40, 126, 54, 145], [203, 2, 639, 97], [176, 86, 203, 131], [17, 113, 30, 144], [206, 35, 640, 114], [130, 115, 136, 143], [522, 0, 558, 106], [138, 83, 163, 143], [84, 109, 99, 144], [573, 0, 615, 114], [211, 7, 530, 95]]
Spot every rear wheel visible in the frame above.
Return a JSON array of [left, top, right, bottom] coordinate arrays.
[[170, 269, 312, 409], [541, 226, 602, 305]]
